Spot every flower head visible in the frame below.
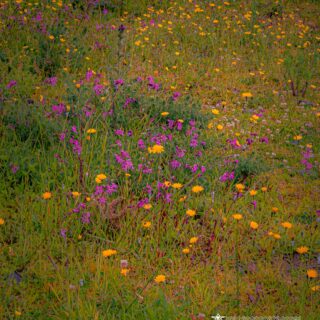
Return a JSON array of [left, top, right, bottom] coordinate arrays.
[[192, 185, 204, 193], [154, 274, 166, 283], [42, 192, 52, 200], [102, 249, 117, 257]]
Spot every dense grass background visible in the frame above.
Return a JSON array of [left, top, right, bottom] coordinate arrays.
[[0, 0, 319, 319]]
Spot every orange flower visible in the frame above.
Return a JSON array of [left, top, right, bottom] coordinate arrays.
[[307, 269, 318, 278], [154, 274, 166, 283], [42, 192, 52, 200], [250, 221, 259, 230]]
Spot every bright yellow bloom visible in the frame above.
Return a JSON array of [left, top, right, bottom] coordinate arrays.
[[216, 124, 224, 130], [102, 249, 117, 257], [95, 177, 102, 184], [121, 268, 129, 276], [186, 209, 196, 217], [71, 191, 81, 198], [96, 174, 107, 180], [232, 214, 243, 220], [296, 246, 309, 254], [281, 221, 293, 229], [235, 184, 245, 192], [293, 135, 302, 141], [179, 196, 187, 202], [212, 109, 220, 115], [261, 187, 268, 192], [0, 218, 4, 225], [273, 233, 281, 239], [87, 128, 97, 134], [172, 183, 183, 189], [250, 221, 259, 229], [143, 203, 152, 210], [15, 311, 22, 316], [192, 185, 204, 193], [189, 237, 198, 244], [148, 144, 164, 154], [154, 274, 166, 283], [163, 181, 171, 187], [182, 248, 190, 254], [249, 190, 257, 196], [143, 221, 151, 228], [311, 285, 320, 291], [307, 269, 318, 278], [272, 207, 279, 213], [242, 92, 253, 98], [42, 192, 52, 200], [161, 112, 169, 116]]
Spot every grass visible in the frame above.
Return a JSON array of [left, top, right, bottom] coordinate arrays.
[[0, 0, 319, 319]]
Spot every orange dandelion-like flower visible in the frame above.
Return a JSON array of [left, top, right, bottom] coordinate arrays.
[[154, 274, 166, 283], [102, 249, 117, 257]]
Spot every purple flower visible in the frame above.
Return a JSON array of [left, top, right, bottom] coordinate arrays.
[[10, 164, 19, 174], [219, 171, 235, 182], [44, 76, 57, 86], [260, 137, 269, 144], [93, 84, 104, 95], [69, 138, 82, 155], [170, 160, 181, 169], [115, 129, 124, 136], [172, 91, 181, 101], [81, 212, 91, 224], [175, 146, 186, 158], [52, 103, 65, 115], [7, 80, 17, 89], [114, 79, 124, 89], [138, 139, 146, 149]]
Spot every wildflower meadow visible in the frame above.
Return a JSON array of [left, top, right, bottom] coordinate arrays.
[[0, 0, 319, 319]]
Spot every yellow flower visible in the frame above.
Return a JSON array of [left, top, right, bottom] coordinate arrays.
[[148, 144, 164, 154], [293, 135, 302, 141], [42, 192, 52, 200], [192, 185, 204, 193], [311, 285, 320, 291], [250, 221, 259, 230], [15, 311, 22, 316], [273, 233, 281, 239], [296, 246, 309, 254], [48, 35, 55, 40], [281, 221, 292, 229], [95, 177, 102, 184], [161, 112, 169, 116], [189, 237, 198, 244], [186, 209, 196, 217], [86, 197, 91, 202], [163, 181, 171, 187], [211, 109, 220, 115], [232, 214, 243, 220], [96, 174, 107, 180], [172, 183, 183, 189], [102, 249, 117, 257], [249, 190, 257, 196], [307, 269, 318, 278], [242, 92, 253, 98], [0, 218, 4, 225], [72, 191, 81, 198], [216, 124, 224, 130], [143, 221, 151, 228], [182, 248, 190, 254], [261, 187, 268, 192], [235, 184, 245, 192], [87, 128, 97, 134], [271, 207, 279, 213], [179, 196, 187, 202], [121, 268, 129, 276], [143, 203, 152, 210], [154, 274, 166, 283]]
